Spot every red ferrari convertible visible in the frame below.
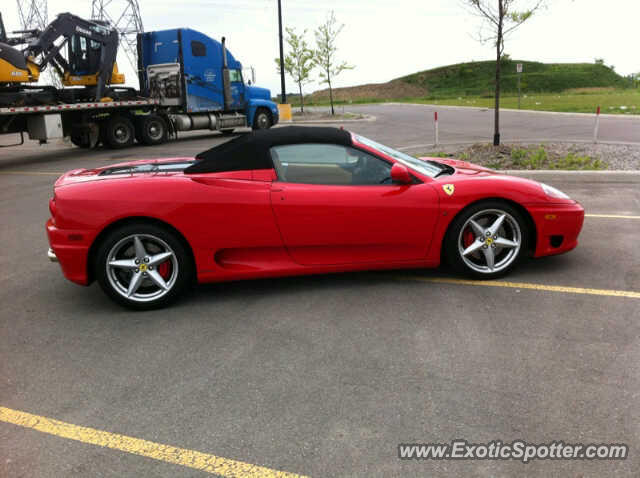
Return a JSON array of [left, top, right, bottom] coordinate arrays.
[[47, 127, 584, 309]]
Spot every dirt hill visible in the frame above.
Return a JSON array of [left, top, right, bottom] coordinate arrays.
[[309, 79, 428, 102], [309, 60, 629, 102]]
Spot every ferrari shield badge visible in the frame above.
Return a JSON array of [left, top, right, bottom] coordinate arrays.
[[442, 184, 455, 196]]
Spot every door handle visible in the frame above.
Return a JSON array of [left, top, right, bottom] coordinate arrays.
[[271, 187, 284, 192]]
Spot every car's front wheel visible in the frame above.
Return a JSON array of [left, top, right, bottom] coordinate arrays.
[[445, 201, 529, 279], [95, 223, 193, 309]]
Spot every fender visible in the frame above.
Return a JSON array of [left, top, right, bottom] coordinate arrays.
[[246, 98, 279, 127]]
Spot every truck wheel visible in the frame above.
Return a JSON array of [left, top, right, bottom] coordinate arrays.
[[103, 115, 135, 149], [70, 123, 100, 148], [137, 115, 168, 146], [252, 109, 272, 130], [70, 131, 90, 148]]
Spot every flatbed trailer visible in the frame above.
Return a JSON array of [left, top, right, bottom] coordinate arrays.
[[0, 97, 167, 148], [0, 24, 279, 150]]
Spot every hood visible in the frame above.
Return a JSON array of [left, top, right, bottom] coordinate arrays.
[[419, 156, 575, 204], [421, 157, 497, 176], [54, 158, 195, 188], [245, 85, 271, 101]]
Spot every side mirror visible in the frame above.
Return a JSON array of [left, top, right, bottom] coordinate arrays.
[[390, 163, 412, 184]]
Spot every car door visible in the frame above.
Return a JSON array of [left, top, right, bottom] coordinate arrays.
[[269, 143, 440, 266]]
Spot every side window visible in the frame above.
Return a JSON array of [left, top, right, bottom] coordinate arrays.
[[229, 69, 243, 82], [191, 40, 206, 57], [270, 144, 392, 185]]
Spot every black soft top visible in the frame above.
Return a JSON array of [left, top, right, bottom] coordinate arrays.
[[184, 126, 352, 174]]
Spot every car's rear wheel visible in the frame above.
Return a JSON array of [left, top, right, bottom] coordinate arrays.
[[445, 201, 529, 279], [95, 223, 193, 309]]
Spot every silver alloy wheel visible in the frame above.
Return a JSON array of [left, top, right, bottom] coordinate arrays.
[[106, 234, 178, 303], [457, 209, 522, 274]]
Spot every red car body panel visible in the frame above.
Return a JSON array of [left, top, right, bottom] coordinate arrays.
[[46, 137, 584, 287]]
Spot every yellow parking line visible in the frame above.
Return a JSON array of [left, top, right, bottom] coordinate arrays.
[[0, 406, 308, 478], [585, 214, 640, 219], [0, 170, 62, 176], [402, 277, 640, 299]]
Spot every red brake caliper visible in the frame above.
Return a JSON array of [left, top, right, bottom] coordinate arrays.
[[157, 260, 171, 280], [463, 228, 475, 248]]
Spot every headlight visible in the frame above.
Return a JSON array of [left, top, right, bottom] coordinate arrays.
[[540, 183, 570, 200]]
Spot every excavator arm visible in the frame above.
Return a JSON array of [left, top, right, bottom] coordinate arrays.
[[0, 12, 122, 101], [25, 13, 120, 100]]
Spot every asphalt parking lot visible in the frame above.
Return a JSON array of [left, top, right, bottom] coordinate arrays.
[[1, 120, 639, 477]]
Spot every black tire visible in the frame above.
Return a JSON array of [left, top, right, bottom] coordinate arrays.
[[444, 200, 529, 279], [252, 108, 272, 130], [70, 123, 99, 148], [137, 114, 168, 146], [102, 115, 135, 149], [95, 223, 194, 310], [70, 131, 90, 148]]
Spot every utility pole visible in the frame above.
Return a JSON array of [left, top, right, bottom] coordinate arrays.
[[277, 0, 286, 103]]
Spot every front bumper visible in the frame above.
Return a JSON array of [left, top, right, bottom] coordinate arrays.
[[526, 202, 585, 257], [46, 219, 92, 285]]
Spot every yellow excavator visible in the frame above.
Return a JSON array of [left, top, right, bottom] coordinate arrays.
[[0, 12, 124, 101]]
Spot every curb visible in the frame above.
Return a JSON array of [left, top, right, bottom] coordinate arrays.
[[398, 139, 640, 151], [284, 114, 376, 124], [500, 170, 640, 175]]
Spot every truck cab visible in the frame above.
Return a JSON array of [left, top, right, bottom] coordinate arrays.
[[138, 28, 278, 132]]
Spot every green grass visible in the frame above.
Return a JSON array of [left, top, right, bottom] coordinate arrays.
[[400, 59, 630, 97], [509, 147, 605, 170], [301, 89, 640, 115], [299, 58, 638, 115]]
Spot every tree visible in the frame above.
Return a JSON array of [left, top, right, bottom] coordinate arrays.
[[313, 11, 354, 115], [465, 0, 544, 145], [275, 27, 314, 113]]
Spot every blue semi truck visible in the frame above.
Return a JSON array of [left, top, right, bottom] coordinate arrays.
[[0, 22, 279, 149], [137, 28, 279, 136]]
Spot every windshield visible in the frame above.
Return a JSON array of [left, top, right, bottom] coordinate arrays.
[[354, 134, 444, 178]]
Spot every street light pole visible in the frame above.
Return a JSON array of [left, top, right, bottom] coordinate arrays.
[[277, 0, 286, 103]]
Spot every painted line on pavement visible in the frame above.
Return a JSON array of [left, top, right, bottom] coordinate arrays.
[[400, 277, 640, 299], [585, 213, 640, 219], [0, 170, 62, 176], [0, 406, 308, 478]]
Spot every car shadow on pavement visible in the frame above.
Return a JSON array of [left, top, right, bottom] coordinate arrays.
[[66, 255, 577, 315]]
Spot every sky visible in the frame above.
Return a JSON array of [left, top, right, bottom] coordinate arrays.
[[3, 0, 639, 96]]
